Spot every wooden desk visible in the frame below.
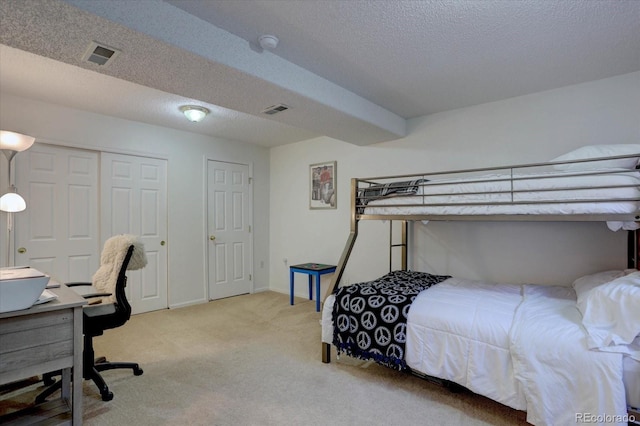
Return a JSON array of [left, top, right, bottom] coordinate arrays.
[[0, 284, 86, 425], [289, 263, 336, 312]]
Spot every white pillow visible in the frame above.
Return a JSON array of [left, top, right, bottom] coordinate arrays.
[[573, 269, 626, 317], [580, 271, 640, 349], [551, 144, 640, 170]]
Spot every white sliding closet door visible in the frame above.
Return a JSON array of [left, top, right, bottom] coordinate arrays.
[[101, 153, 168, 314], [14, 143, 100, 283]]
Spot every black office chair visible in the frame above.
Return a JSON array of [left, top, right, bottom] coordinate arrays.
[[37, 235, 147, 402]]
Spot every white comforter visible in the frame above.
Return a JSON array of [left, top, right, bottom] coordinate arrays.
[[405, 278, 527, 411], [405, 279, 627, 426]]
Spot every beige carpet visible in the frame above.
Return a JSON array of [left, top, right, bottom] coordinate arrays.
[[1, 291, 529, 425]]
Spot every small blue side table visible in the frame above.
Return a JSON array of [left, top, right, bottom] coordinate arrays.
[[289, 263, 336, 312]]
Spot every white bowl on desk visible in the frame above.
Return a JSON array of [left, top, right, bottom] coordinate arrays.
[[0, 268, 51, 313]]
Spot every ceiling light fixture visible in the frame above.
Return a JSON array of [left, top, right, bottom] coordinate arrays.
[[180, 105, 210, 123], [258, 34, 279, 50]]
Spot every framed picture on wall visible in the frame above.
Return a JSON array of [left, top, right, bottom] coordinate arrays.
[[309, 161, 337, 209]]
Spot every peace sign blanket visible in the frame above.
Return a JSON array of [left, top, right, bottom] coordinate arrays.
[[332, 270, 450, 370]]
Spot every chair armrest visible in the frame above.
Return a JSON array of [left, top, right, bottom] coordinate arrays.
[[80, 292, 112, 299], [66, 282, 112, 300], [66, 282, 92, 286]]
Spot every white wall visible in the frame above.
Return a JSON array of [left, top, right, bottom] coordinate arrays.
[[0, 94, 271, 308], [3, 72, 638, 306], [270, 72, 640, 298]]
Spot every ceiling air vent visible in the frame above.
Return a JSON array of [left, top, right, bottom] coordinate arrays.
[[262, 104, 289, 115], [82, 41, 120, 66]]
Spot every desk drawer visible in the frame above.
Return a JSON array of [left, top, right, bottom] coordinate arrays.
[[0, 309, 74, 375]]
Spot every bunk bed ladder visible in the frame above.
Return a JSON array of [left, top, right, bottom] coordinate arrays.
[[323, 221, 409, 363], [389, 220, 408, 271]]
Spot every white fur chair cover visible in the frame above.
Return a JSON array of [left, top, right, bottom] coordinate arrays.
[[91, 234, 147, 303]]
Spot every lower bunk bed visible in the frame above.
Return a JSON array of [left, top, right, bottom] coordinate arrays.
[[321, 270, 640, 426]]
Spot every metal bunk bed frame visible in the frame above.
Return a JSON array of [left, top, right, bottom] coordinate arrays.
[[322, 154, 640, 364]]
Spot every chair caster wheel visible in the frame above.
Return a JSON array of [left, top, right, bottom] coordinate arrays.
[[101, 391, 114, 401], [134, 367, 143, 376]]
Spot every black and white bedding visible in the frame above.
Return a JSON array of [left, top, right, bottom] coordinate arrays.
[[322, 271, 640, 426], [357, 179, 428, 213], [332, 270, 449, 370]]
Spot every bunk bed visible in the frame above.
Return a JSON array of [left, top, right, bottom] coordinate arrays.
[[320, 145, 640, 426]]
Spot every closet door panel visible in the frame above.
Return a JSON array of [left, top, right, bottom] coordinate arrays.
[[101, 153, 168, 314], [15, 144, 99, 283]]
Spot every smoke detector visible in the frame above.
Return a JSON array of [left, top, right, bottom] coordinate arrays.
[[258, 35, 279, 50]]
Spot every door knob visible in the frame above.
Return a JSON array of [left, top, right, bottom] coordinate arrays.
[[209, 235, 216, 241], [17, 247, 26, 254], [161, 241, 166, 246]]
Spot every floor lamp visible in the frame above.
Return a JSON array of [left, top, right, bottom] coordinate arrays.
[[0, 130, 35, 267]]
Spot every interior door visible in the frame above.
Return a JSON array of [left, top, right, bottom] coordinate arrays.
[[14, 143, 100, 282], [101, 152, 168, 314], [207, 160, 252, 300]]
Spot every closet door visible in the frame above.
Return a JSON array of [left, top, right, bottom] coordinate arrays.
[[101, 152, 168, 314], [207, 160, 252, 300], [14, 144, 100, 282]]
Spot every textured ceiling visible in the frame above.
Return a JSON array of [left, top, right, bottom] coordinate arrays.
[[170, 0, 640, 118], [0, 0, 639, 148]]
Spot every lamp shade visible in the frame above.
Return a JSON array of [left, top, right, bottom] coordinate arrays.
[[0, 131, 35, 152], [0, 192, 26, 212]]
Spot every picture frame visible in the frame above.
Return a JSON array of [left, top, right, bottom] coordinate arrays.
[[309, 161, 337, 209]]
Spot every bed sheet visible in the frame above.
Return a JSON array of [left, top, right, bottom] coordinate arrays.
[[624, 356, 640, 409], [510, 284, 626, 425], [321, 294, 335, 346]]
